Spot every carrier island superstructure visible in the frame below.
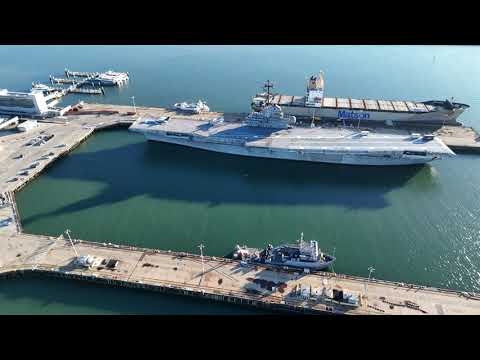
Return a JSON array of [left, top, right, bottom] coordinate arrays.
[[251, 72, 469, 125], [129, 104, 455, 166]]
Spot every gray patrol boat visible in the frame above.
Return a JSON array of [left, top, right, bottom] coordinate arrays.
[[232, 233, 336, 271], [129, 102, 455, 166]]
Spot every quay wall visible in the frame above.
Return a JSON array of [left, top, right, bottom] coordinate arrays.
[[0, 266, 325, 315], [40, 237, 480, 299]]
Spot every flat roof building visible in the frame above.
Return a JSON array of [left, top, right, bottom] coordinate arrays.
[[0, 89, 50, 116]]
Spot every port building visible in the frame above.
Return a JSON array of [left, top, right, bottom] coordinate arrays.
[[0, 89, 72, 118], [0, 89, 50, 116]]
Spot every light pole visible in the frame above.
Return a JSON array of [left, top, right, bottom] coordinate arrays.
[[365, 266, 375, 298], [198, 243, 205, 277], [131, 96, 137, 115], [65, 229, 79, 257], [331, 246, 336, 276]]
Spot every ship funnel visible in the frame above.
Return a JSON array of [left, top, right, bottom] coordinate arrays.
[[307, 71, 325, 91], [311, 240, 319, 259], [306, 72, 325, 106]]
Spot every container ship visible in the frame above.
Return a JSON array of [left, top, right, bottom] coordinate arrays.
[[251, 73, 469, 125]]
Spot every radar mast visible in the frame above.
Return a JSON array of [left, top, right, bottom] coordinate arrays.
[[263, 80, 274, 105]]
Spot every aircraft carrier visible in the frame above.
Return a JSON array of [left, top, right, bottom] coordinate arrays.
[[129, 104, 455, 166]]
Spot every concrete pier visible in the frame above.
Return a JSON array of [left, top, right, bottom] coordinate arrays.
[[0, 228, 479, 315], [1, 102, 480, 314]]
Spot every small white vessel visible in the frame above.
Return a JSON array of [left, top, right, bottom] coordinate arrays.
[[31, 82, 57, 93], [174, 100, 210, 114]]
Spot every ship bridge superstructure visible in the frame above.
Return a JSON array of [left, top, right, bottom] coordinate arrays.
[[305, 71, 325, 108]]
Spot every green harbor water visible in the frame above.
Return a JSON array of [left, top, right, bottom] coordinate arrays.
[[2, 45, 480, 314]]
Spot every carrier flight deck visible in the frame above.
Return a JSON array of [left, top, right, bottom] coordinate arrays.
[[129, 110, 455, 166]]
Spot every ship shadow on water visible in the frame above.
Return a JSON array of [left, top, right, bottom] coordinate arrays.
[[20, 136, 436, 226]]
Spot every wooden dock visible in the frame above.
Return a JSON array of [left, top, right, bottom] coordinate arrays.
[[1, 102, 480, 314]]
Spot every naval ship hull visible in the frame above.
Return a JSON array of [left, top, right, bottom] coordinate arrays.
[[143, 132, 440, 166]]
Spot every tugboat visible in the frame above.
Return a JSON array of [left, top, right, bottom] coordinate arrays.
[[232, 233, 335, 271], [174, 100, 210, 114]]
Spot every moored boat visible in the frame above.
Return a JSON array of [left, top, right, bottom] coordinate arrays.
[[232, 233, 336, 271], [173, 100, 210, 114], [129, 101, 455, 166], [251, 72, 469, 125]]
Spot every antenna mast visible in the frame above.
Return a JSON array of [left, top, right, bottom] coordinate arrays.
[[331, 246, 336, 276], [264, 80, 273, 105], [299, 232, 304, 248], [365, 266, 375, 298]]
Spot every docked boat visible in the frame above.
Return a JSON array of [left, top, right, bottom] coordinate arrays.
[[88, 70, 129, 86], [129, 101, 455, 166], [251, 72, 469, 125], [232, 233, 335, 271], [31, 82, 57, 93], [174, 100, 210, 114]]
